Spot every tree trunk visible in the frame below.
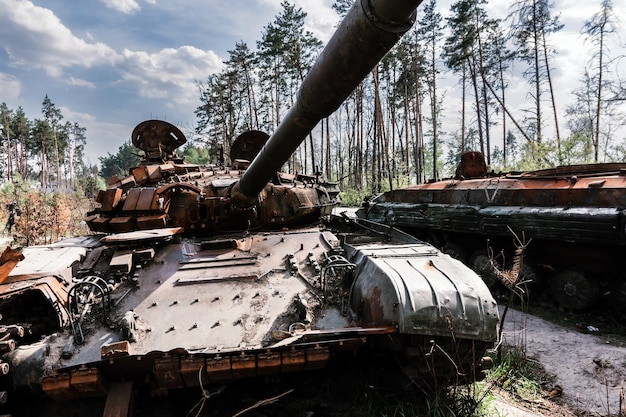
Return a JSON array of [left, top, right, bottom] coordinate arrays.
[[542, 29, 562, 163], [499, 56, 507, 168], [461, 62, 467, 153], [357, 88, 364, 190], [325, 117, 330, 179], [2, 111, 11, 182], [53, 128, 61, 189], [593, 23, 605, 162], [469, 55, 485, 157], [404, 83, 410, 183], [476, 26, 491, 165], [430, 28, 438, 180], [533, 0, 542, 144]]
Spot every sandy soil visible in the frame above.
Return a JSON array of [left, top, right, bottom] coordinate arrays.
[[494, 307, 626, 416]]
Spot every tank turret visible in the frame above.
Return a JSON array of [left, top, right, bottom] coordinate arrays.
[[87, 0, 423, 235], [0, 2, 500, 414], [85, 119, 339, 235]]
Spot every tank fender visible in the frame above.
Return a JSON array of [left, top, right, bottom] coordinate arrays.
[[347, 243, 499, 342]]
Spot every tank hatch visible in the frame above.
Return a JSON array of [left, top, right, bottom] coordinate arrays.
[[230, 130, 270, 167], [131, 120, 187, 164]]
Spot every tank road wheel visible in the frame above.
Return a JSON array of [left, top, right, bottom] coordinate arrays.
[[442, 243, 468, 263], [468, 250, 500, 289], [550, 268, 599, 311]]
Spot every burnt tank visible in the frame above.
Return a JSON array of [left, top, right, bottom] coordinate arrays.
[[0, 1, 499, 414], [358, 151, 626, 313]]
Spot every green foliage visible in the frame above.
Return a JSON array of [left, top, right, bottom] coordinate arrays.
[[338, 188, 370, 207], [331, 0, 352, 18], [76, 165, 106, 200], [7, 1, 625, 201], [1, 98, 88, 187], [99, 141, 141, 180], [181, 144, 213, 165], [514, 140, 557, 171], [343, 381, 493, 417], [189, 0, 626, 191], [560, 131, 594, 165]]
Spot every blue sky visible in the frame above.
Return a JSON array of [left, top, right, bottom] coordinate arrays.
[[0, 0, 624, 167], [0, 0, 338, 165]]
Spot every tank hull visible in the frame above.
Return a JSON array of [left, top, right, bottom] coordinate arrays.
[[0, 220, 497, 413], [358, 163, 626, 311]]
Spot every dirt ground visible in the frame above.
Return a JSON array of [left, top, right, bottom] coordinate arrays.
[[492, 306, 626, 417]]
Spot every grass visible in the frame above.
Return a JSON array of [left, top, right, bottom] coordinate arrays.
[[345, 383, 493, 417], [486, 347, 545, 401], [328, 364, 499, 417]]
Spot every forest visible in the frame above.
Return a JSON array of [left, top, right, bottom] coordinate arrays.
[[0, 0, 624, 244], [193, 0, 625, 198]]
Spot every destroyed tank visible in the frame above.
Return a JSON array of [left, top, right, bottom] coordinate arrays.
[[358, 151, 626, 313], [0, 1, 499, 414]]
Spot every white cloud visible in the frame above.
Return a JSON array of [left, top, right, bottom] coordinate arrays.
[[59, 106, 96, 123], [0, 73, 21, 100], [0, 0, 120, 76], [256, 0, 280, 9], [296, 0, 337, 42], [100, 0, 140, 14], [66, 77, 97, 89], [116, 46, 225, 107], [83, 120, 135, 164], [255, 0, 337, 42], [0, 0, 226, 120]]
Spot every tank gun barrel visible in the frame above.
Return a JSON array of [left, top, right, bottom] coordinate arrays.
[[230, 0, 422, 207]]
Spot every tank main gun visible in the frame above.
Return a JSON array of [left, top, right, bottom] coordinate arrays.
[[229, 0, 422, 207]]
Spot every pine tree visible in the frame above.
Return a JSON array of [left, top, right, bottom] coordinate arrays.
[[509, 0, 563, 161], [582, 0, 617, 162]]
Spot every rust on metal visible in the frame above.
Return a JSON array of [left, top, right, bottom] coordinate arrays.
[[101, 341, 134, 359], [103, 381, 134, 417], [70, 368, 108, 398], [179, 356, 207, 387], [41, 373, 78, 402], [154, 357, 184, 390], [0, 247, 24, 285]]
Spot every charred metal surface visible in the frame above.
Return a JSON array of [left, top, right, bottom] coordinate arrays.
[[0, 224, 496, 407], [131, 119, 186, 163], [9, 214, 495, 408], [358, 152, 626, 312], [85, 157, 337, 234]]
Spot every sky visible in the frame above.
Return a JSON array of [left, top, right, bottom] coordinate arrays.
[[0, 0, 624, 167]]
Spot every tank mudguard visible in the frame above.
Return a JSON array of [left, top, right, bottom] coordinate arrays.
[[347, 242, 499, 342]]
